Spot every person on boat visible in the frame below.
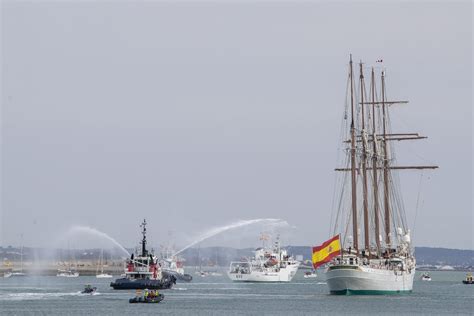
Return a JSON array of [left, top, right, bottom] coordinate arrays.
[[135, 289, 141, 299], [466, 273, 473, 282], [82, 284, 95, 294], [144, 289, 149, 300]]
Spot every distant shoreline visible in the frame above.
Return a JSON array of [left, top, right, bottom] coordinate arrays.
[[2, 246, 473, 274]]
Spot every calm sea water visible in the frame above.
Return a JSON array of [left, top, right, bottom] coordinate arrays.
[[0, 270, 472, 315]]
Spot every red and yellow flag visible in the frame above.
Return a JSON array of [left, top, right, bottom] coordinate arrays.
[[312, 235, 341, 268]]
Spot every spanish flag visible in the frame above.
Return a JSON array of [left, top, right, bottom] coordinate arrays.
[[312, 235, 341, 268]]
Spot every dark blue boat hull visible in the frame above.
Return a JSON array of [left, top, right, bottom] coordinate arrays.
[[111, 274, 176, 290]]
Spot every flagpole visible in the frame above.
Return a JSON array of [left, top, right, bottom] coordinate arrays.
[[339, 234, 343, 260]]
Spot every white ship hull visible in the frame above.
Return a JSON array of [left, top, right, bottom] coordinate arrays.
[[57, 270, 79, 278], [5, 272, 26, 277], [303, 273, 317, 279], [57, 273, 79, 278], [228, 263, 299, 282], [325, 265, 415, 295], [96, 273, 113, 278]]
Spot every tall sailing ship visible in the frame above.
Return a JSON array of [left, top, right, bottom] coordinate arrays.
[[324, 56, 437, 295]]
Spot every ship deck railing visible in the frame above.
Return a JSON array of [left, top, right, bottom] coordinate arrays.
[[126, 271, 153, 275]]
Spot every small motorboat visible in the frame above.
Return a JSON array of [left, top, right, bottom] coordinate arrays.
[[6, 268, 26, 277], [81, 285, 97, 294], [57, 269, 79, 278], [462, 273, 473, 284], [96, 273, 113, 279], [420, 273, 431, 281], [304, 271, 317, 279], [129, 290, 164, 304], [195, 271, 208, 277]]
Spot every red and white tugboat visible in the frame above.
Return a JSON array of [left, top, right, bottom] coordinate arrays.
[[110, 219, 176, 290]]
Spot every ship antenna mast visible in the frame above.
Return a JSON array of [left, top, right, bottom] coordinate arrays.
[[349, 55, 359, 254], [141, 219, 148, 256]]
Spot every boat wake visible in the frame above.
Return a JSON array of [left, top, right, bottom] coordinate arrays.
[[0, 291, 97, 301], [193, 287, 248, 291], [165, 293, 313, 299], [79, 291, 101, 296]]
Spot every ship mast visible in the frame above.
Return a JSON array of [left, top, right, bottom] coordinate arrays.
[[381, 72, 391, 247], [141, 219, 148, 257], [349, 55, 359, 253], [359, 62, 370, 254], [370, 68, 381, 252], [335, 58, 438, 254]]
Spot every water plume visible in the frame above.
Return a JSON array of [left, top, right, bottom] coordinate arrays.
[[67, 226, 130, 257], [173, 218, 288, 256]]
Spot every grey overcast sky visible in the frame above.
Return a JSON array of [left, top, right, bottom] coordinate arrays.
[[1, 1, 472, 250]]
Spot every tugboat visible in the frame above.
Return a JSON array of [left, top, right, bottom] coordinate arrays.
[[158, 245, 193, 282], [159, 257, 193, 282], [110, 220, 176, 290], [462, 273, 473, 284]]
